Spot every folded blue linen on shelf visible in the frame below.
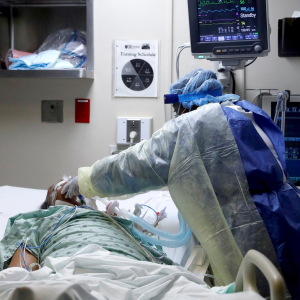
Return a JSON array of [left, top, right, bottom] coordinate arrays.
[[9, 50, 61, 70]]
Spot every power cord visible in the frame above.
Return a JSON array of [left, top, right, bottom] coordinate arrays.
[[176, 43, 190, 80], [244, 57, 257, 68], [252, 92, 272, 106], [229, 70, 236, 94]]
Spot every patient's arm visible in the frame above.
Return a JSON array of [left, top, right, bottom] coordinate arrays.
[[8, 248, 39, 271]]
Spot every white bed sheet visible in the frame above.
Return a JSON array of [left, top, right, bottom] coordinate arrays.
[[0, 244, 264, 300], [0, 186, 195, 266], [0, 186, 47, 240]]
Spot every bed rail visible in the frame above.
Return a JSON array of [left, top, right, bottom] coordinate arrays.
[[233, 250, 286, 300]]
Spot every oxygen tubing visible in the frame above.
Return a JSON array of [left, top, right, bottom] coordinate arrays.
[[129, 212, 187, 241], [96, 198, 192, 247], [132, 226, 193, 248]]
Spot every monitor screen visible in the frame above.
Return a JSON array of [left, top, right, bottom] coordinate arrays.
[[198, 0, 259, 43], [271, 102, 300, 184]]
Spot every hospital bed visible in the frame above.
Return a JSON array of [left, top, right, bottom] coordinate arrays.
[[0, 185, 286, 300]]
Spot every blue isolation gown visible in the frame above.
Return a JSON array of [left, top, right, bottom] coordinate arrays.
[[222, 100, 300, 300]]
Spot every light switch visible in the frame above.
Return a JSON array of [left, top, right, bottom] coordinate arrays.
[[41, 100, 63, 123]]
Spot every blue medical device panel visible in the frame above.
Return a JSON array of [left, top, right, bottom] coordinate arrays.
[[271, 102, 300, 185], [198, 0, 259, 43]]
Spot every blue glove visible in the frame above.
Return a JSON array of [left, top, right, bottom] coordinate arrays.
[[61, 176, 79, 199]]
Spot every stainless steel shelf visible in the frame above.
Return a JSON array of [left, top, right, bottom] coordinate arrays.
[[0, 0, 94, 79], [0, 69, 94, 79]]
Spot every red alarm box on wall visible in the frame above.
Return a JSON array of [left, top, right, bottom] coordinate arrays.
[[75, 99, 90, 123]]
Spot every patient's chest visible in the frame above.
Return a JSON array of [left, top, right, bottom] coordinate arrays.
[[40, 214, 147, 263], [0, 207, 148, 270]]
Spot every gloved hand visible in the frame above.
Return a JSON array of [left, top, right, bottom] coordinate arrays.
[[61, 176, 79, 199]]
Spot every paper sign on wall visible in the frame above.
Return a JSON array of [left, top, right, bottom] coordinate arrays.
[[114, 40, 159, 98]]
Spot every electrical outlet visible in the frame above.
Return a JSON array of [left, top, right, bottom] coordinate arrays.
[[117, 117, 152, 145], [41, 100, 63, 123], [126, 119, 141, 143], [109, 145, 117, 155]]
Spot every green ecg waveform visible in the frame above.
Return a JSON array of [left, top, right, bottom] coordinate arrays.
[[198, 0, 235, 7]]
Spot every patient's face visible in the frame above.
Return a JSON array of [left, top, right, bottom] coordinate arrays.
[[46, 182, 79, 207]]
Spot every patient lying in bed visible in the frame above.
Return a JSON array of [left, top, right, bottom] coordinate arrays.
[[0, 184, 273, 299], [0, 181, 172, 272]]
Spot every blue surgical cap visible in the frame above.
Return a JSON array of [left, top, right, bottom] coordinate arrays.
[[169, 69, 239, 109]]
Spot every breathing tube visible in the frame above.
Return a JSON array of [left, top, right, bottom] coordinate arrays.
[[97, 198, 192, 248], [132, 226, 193, 248]]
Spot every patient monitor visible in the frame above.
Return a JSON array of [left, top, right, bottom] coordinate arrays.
[[187, 0, 270, 65]]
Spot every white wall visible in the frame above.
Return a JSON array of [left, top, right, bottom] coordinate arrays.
[[1, 0, 300, 189], [0, 0, 173, 189], [172, 0, 213, 82], [245, 0, 300, 101]]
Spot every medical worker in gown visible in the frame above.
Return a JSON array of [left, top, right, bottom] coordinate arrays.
[[62, 69, 300, 299]]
